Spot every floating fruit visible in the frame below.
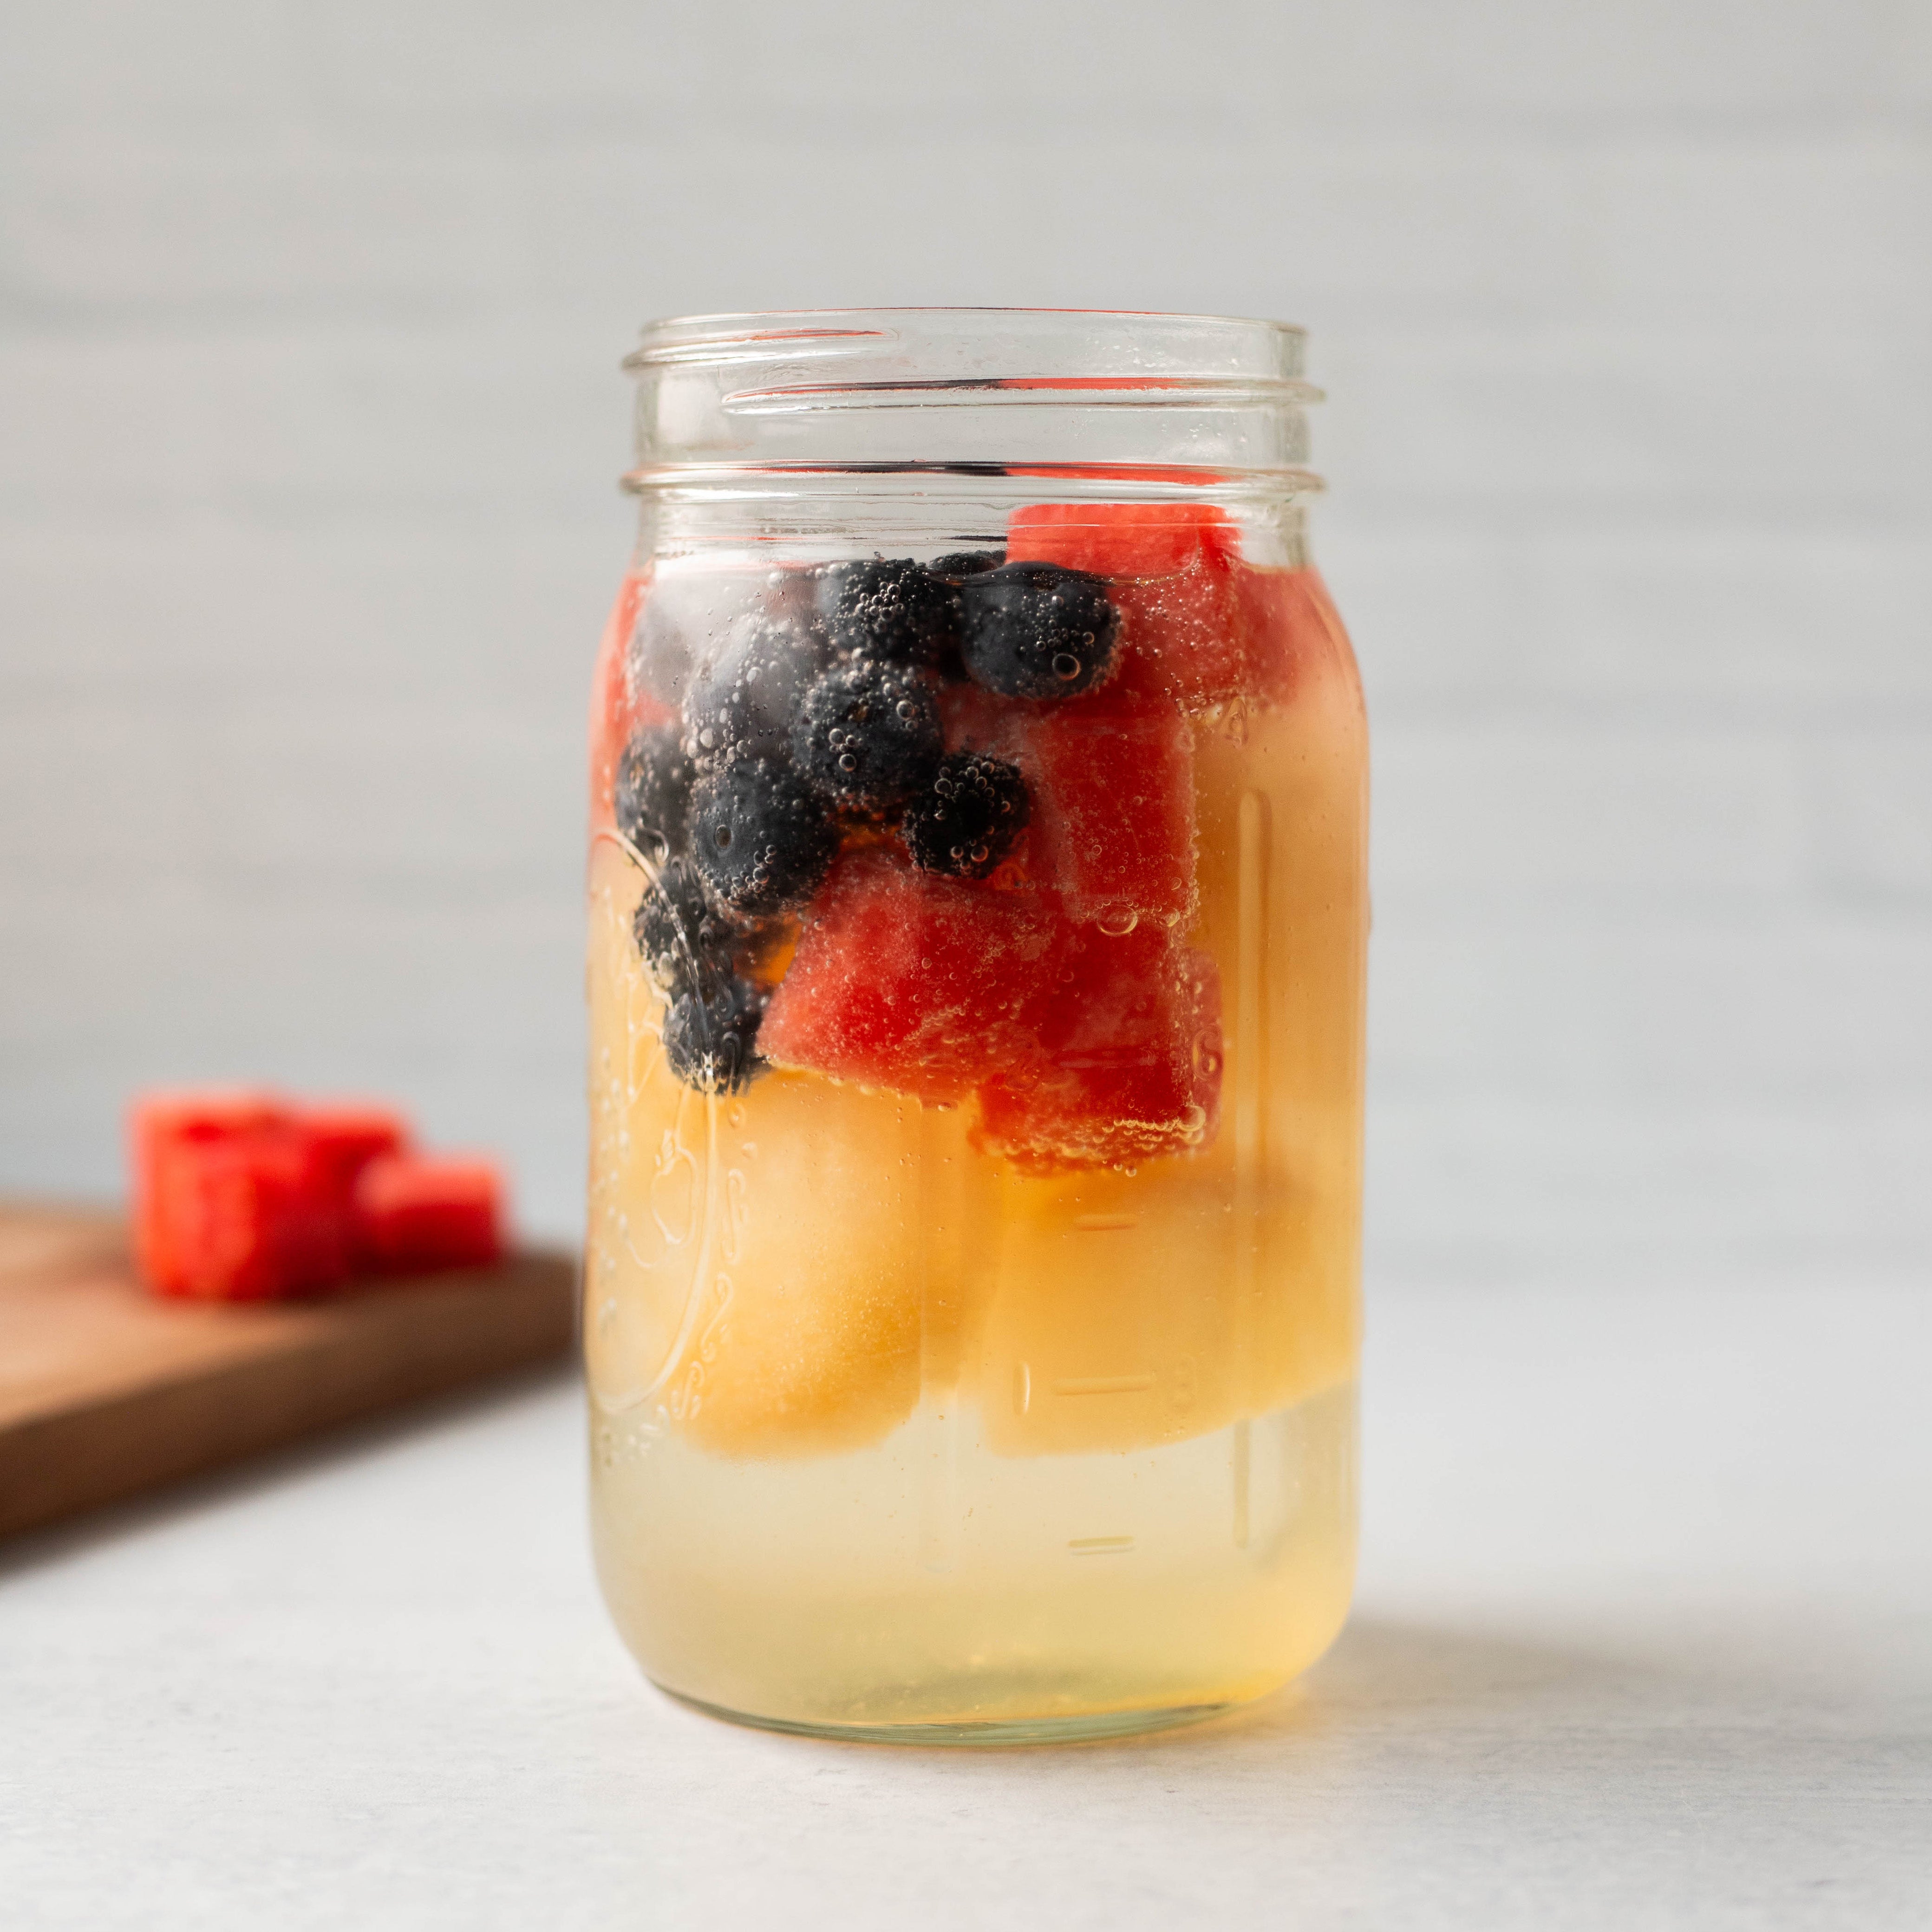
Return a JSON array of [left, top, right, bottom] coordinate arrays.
[[1010, 503, 1251, 712], [614, 720, 696, 862], [900, 751, 1031, 880], [817, 557, 962, 670], [688, 756, 839, 918], [674, 1074, 921, 1459], [974, 926, 1223, 1175], [683, 611, 830, 766], [960, 560, 1120, 698], [660, 973, 766, 1096], [1012, 691, 1197, 925], [760, 849, 1064, 1103], [790, 658, 944, 812]]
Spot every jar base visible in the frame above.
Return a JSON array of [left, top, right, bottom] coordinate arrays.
[[654, 1680, 1242, 1746]]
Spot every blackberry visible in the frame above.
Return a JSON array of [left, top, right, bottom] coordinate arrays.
[[614, 722, 695, 862], [931, 548, 1005, 580], [683, 610, 828, 765], [688, 756, 839, 917], [960, 561, 1120, 699], [631, 856, 738, 1001], [662, 973, 765, 1095], [790, 659, 944, 813], [901, 752, 1031, 880], [818, 558, 963, 669]]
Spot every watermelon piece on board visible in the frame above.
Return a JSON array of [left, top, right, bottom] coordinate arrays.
[[131, 1091, 296, 1297], [302, 1103, 413, 1262], [353, 1155, 506, 1273], [760, 849, 1067, 1103], [130, 1094, 350, 1301], [974, 928, 1224, 1175], [1009, 503, 1250, 712]]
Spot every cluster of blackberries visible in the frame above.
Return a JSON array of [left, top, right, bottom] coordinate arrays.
[[629, 859, 768, 1095], [614, 548, 1121, 1090], [815, 550, 1122, 699]]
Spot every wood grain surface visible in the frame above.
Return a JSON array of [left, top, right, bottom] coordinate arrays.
[[0, 1202, 578, 1541]]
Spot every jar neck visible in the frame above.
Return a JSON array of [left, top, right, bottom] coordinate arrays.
[[633, 484, 1312, 574]]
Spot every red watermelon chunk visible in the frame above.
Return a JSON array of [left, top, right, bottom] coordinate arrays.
[[354, 1155, 505, 1273], [132, 1100, 349, 1301], [974, 928, 1224, 1175], [303, 1103, 410, 1191], [131, 1089, 280, 1292], [1009, 503, 1251, 713], [303, 1103, 412, 1264], [129, 1090, 503, 1297], [132, 1091, 301, 1298], [760, 850, 1067, 1103], [1012, 692, 1197, 926], [1008, 502, 1241, 578]]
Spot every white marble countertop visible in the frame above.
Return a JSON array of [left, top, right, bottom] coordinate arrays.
[[4, 1280, 1927, 1929]]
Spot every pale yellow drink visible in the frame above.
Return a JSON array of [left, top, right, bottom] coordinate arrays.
[[584, 569, 1366, 1738]]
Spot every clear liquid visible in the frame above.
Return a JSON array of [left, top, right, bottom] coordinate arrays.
[[584, 571, 1368, 1736], [593, 1385, 1356, 1736]]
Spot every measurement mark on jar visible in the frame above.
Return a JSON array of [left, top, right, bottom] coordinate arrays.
[[1067, 1536, 1135, 1556], [1072, 1213, 1136, 1233], [1053, 1373, 1156, 1397]]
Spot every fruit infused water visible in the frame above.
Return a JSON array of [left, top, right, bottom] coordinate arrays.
[[587, 312, 1366, 1742]]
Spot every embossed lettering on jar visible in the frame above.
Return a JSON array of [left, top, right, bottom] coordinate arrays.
[[584, 309, 1368, 1743]]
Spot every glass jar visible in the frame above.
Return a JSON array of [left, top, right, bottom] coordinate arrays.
[[584, 309, 1366, 1743]]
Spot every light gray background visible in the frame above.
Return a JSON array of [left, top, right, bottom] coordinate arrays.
[[3, 1, 1928, 1276]]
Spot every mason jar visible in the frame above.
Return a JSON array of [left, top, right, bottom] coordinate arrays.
[[584, 308, 1367, 1742]]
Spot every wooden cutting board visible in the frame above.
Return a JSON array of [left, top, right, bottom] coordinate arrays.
[[0, 1201, 578, 1542]]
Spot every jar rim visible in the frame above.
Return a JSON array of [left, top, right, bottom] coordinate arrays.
[[624, 308, 1320, 504], [629, 306, 1305, 362]]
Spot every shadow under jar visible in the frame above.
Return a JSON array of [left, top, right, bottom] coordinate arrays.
[[584, 309, 1368, 1743]]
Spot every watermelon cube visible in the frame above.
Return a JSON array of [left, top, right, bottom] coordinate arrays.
[[302, 1103, 412, 1262], [353, 1155, 505, 1273], [131, 1095, 349, 1301], [760, 850, 1067, 1103], [1012, 691, 1197, 926], [1009, 503, 1250, 713], [132, 1091, 295, 1297], [974, 929, 1224, 1175], [1008, 502, 1242, 579]]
